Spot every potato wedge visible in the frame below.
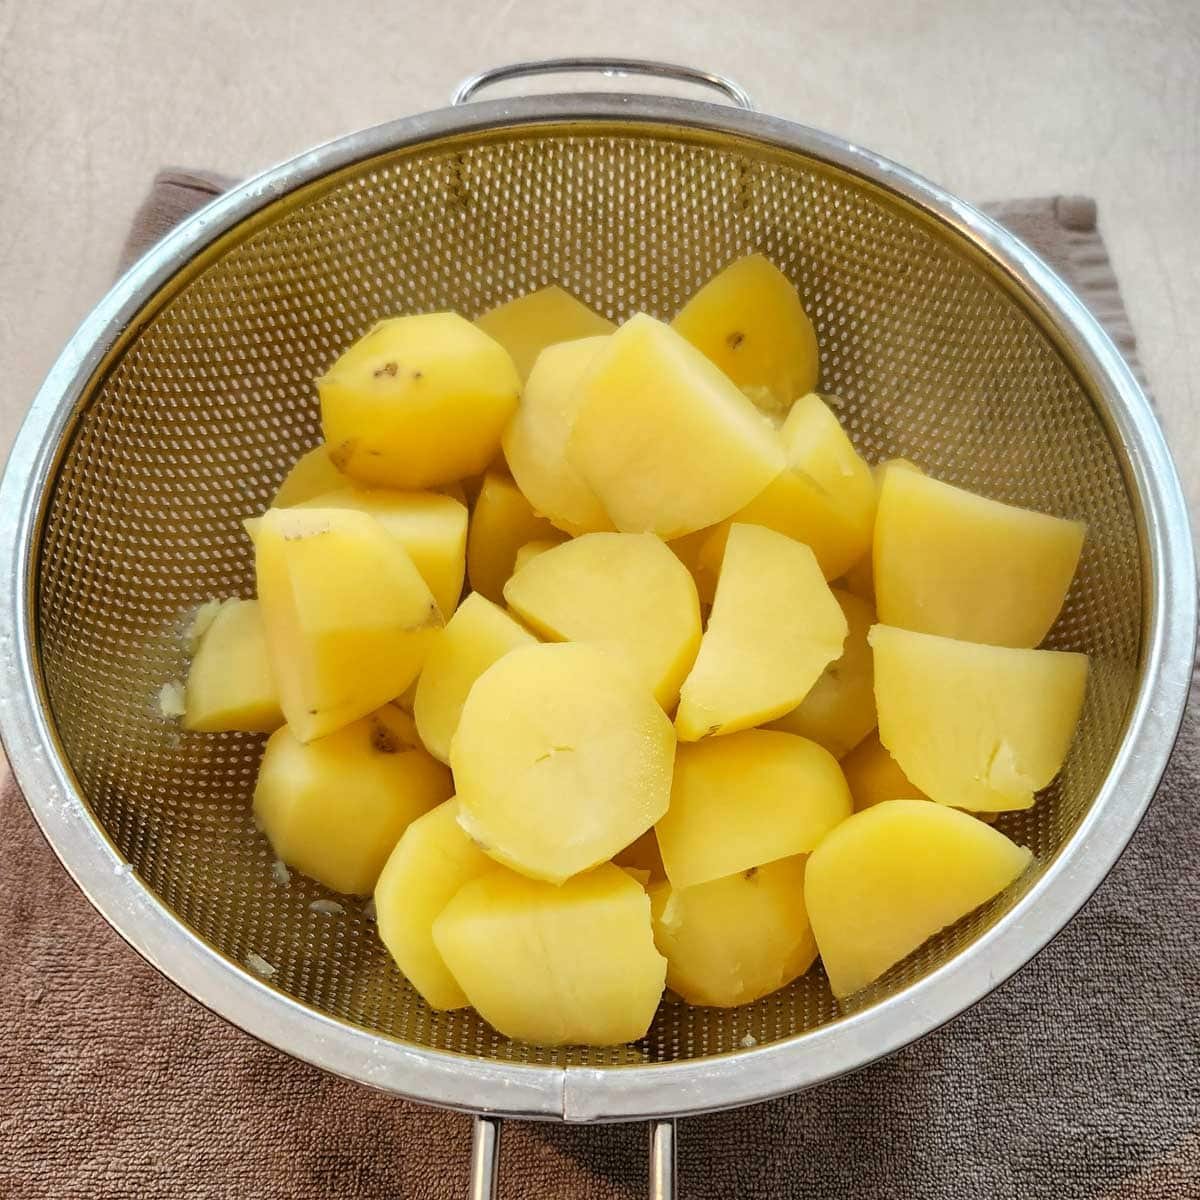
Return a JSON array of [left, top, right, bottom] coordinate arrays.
[[183, 599, 282, 733]]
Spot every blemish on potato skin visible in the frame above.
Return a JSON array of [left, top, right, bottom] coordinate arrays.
[[328, 440, 358, 471], [743, 867, 759, 881], [726, 331, 745, 350], [373, 361, 400, 378], [369, 717, 404, 754]]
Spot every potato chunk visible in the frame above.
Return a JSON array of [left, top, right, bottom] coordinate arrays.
[[254, 705, 451, 895], [568, 314, 785, 538], [271, 445, 346, 508], [650, 855, 817, 1007], [319, 313, 521, 488], [253, 507, 442, 741], [475, 285, 615, 381], [672, 254, 818, 421], [676, 524, 848, 741], [413, 593, 536, 763], [183, 599, 282, 733], [503, 532, 701, 708], [656, 730, 851, 888], [804, 800, 1032, 997], [432, 863, 666, 1045], [502, 336, 614, 534], [874, 468, 1086, 648], [839, 732, 925, 810], [374, 798, 492, 1009], [869, 624, 1088, 812], [451, 643, 675, 883], [769, 589, 876, 758], [466, 472, 563, 603]]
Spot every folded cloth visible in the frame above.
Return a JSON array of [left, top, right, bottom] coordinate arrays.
[[0, 173, 1194, 1200]]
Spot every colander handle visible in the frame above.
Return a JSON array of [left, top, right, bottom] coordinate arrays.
[[468, 1115, 678, 1198], [452, 57, 754, 110]]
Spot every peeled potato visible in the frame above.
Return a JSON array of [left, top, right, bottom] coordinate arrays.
[[656, 730, 852, 888], [502, 336, 615, 535], [672, 253, 818, 421], [676, 524, 848, 741], [769, 589, 876, 758], [840, 458, 924, 601], [413, 593, 536, 764], [840, 732, 926, 810], [503, 532, 701, 708], [254, 705, 452, 895], [512, 539, 561, 574], [874, 467, 1086, 648], [667, 526, 719, 606], [374, 798, 492, 1009], [183, 599, 282, 733], [272, 445, 346, 508], [614, 828, 666, 881], [319, 313, 521, 489], [475, 285, 615, 381], [650, 855, 817, 1007], [253, 507, 442, 741], [869, 624, 1088, 811], [432, 863, 666, 1045], [451, 642, 675, 883], [568, 314, 786, 539], [466, 472, 564, 603], [805, 800, 1033, 998], [298, 485, 467, 619]]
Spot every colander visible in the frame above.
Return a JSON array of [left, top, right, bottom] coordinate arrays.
[[0, 58, 1194, 1198]]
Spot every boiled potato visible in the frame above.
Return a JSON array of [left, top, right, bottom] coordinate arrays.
[[671, 253, 818, 421], [374, 798, 492, 1009], [253, 507, 442, 741], [769, 589, 876, 758], [298, 486, 467, 619], [874, 467, 1086, 648], [272, 444, 346, 508], [568, 314, 785, 538], [676, 524, 848, 741], [698, 394, 876, 583], [254, 705, 451, 895], [319, 313, 521, 489], [183, 599, 282, 733], [870, 624, 1088, 812], [614, 827, 666, 881], [656, 730, 851, 888], [475, 285, 615, 381], [512, 539, 561, 574], [451, 642, 675, 883], [413, 593, 536, 763], [805, 799, 1032, 998], [840, 732, 926, 810], [503, 532, 701, 708], [466, 472, 564, 603], [667, 527, 719, 605], [839, 458, 924, 601], [650, 855, 817, 1007], [432, 863, 665, 1045], [501, 336, 614, 535]]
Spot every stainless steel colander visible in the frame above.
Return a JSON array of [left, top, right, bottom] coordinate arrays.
[[0, 58, 1194, 1198]]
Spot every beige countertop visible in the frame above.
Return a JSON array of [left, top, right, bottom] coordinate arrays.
[[1, 0, 1197, 518]]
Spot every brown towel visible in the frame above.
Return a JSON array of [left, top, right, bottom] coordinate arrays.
[[1, 174, 1194, 1199]]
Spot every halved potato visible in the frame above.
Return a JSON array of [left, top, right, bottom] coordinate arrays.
[[183, 599, 282, 733], [272, 445, 346, 508], [466, 472, 564, 603]]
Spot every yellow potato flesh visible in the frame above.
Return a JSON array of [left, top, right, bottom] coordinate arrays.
[[671, 253, 819, 422], [650, 855, 817, 1007], [319, 313, 521, 489], [271, 444, 347, 508], [657, 730, 851, 889], [501, 336, 614, 535], [805, 799, 1032, 998], [667, 526, 719, 605], [466, 472, 564, 603], [451, 643, 675, 884], [512, 539, 561, 574], [475, 285, 615, 381], [568, 314, 785, 539], [254, 705, 452, 895], [432, 863, 666, 1045], [769, 589, 876, 758], [413, 593, 536, 764], [183, 599, 282, 733], [613, 827, 666, 881], [374, 798, 492, 1010], [869, 624, 1088, 811], [699, 394, 877, 583], [503, 532, 701, 709], [839, 458, 924, 601], [297, 485, 467, 620], [840, 732, 926, 810], [676, 524, 848, 741], [253, 507, 442, 742]]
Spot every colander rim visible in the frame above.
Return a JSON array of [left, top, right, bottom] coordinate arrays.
[[0, 92, 1193, 1122]]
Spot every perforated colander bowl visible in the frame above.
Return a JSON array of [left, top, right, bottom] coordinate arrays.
[[0, 59, 1193, 1197]]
